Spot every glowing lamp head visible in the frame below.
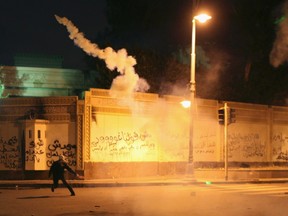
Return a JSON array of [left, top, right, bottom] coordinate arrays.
[[180, 100, 191, 108], [194, 14, 212, 23]]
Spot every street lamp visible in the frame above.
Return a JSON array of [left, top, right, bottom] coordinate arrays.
[[188, 14, 211, 165], [180, 100, 191, 108]]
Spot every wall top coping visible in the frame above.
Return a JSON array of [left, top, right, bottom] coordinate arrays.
[[89, 88, 159, 101], [0, 65, 81, 73], [18, 119, 50, 124], [87, 88, 288, 111], [0, 96, 78, 106]]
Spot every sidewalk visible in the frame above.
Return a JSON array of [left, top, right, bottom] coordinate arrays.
[[1, 176, 288, 189]]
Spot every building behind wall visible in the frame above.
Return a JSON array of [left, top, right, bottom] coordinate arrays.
[[0, 65, 87, 98], [0, 53, 101, 98]]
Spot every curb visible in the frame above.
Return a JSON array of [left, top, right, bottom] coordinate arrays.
[[1, 178, 288, 190]]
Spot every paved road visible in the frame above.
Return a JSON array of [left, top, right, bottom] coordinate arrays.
[[1, 183, 288, 216]]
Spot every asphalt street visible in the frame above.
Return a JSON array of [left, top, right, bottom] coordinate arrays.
[[1, 183, 288, 216]]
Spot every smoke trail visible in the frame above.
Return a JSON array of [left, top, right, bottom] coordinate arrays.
[[55, 15, 149, 97], [270, 1, 288, 68]]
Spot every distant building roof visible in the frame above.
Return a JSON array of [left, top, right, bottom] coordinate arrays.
[[13, 53, 63, 68], [0, 66, 87, 98]]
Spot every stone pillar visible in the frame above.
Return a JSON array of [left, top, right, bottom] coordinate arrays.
[[20, 120, 49, 170]]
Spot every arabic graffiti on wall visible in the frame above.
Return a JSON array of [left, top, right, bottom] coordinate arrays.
[[0, 135, 77, 170], [272, 132, 288, 161], [0, 136, 19, 169], [25, 139, 77, 167], [194, 134, 217, 155], [228, 133, 266, 160], [91, 131, 156, 161], [46, 139, 77, 167], [25, 139, 45, 163]]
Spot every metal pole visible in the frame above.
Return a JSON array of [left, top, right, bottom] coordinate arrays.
[[224, 103, 228, 181], [189, 18, 196, 164], [191, 19, 196, 94]]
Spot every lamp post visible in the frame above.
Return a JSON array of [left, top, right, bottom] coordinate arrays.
[[188, 14, 211, 165]]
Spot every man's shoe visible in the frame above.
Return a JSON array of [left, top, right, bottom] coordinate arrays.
[[51, 186, 54, 192], [71, 192, 75, 196]]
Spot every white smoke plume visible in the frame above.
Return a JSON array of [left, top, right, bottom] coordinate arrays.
[[270, 1, 288, 68], [55, 15, 149, 97]]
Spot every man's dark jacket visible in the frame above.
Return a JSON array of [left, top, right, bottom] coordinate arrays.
[[49, 159, 76, 178]]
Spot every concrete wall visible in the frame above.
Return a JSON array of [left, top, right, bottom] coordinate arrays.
[[0, 96, 78, 179], [82, 89, 288, 179], [0, 122, 21, 170], [2, 88, 288, 180], [82, 89, 192, 178]]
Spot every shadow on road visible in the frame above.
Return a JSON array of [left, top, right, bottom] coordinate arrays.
[[17, 195, 70, 199], [56, 211, 121, 216]]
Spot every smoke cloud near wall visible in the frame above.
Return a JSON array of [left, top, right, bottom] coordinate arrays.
[[270, 1, 288, 68], [54, 15, 149, 97]]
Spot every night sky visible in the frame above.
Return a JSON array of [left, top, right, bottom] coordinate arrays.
[[1, 0, 288, 105], [0, 0, 277, 69], [0, 0, 108, 69]]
